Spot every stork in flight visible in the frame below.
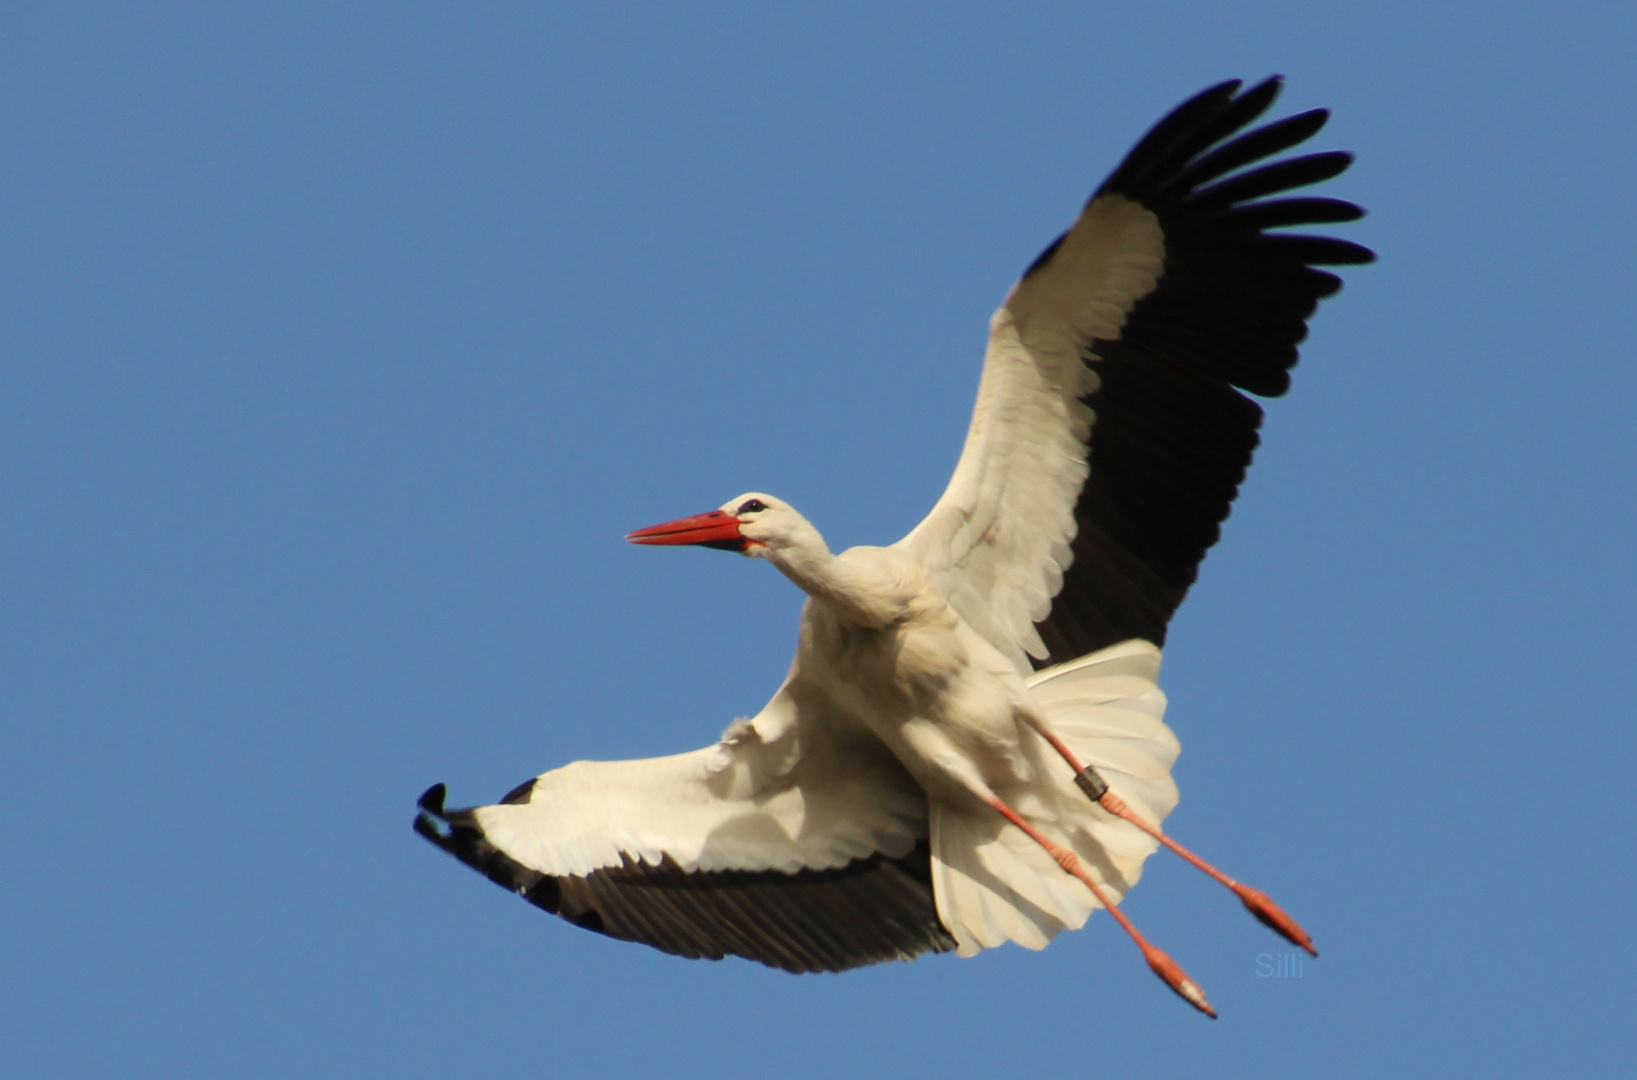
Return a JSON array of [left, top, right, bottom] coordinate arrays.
[[416, 77, 1372, 1017]]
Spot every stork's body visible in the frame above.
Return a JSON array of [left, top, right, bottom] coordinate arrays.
[[786, 538, 1031, 800], [416, 77, 1372, 1014]]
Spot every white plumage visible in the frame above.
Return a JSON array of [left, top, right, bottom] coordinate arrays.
[[925, 642, 1178, 955], [416, 77, 1371, 1015], [901, 197, 1164, 670]]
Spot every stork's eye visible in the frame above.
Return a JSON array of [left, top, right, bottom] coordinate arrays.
[[737, 498, 768, 515]]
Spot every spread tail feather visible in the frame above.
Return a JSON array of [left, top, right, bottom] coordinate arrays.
[[930, 639, 1180, 955]]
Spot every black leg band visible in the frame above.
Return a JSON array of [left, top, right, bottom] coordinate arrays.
[[1074, 767, 1109, 801]]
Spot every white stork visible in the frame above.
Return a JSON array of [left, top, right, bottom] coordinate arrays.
[[416, 77, 1372, 1017]]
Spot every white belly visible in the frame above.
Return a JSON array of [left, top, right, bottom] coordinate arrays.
[[797, 597, 1036, 800]]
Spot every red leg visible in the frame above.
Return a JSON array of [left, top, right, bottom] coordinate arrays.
[[1021, 714, 1318, 957], [986, 795, 1217, 1019]]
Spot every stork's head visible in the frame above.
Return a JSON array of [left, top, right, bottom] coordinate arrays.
[[625, 493, 819, 558]]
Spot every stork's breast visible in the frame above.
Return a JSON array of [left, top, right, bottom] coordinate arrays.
[[893, 620, 969, 691]]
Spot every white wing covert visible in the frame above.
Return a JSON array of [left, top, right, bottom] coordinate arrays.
[[415, 686, 956, 973], [897, 195, 1165, 671], [898, 77, 1371, 671]]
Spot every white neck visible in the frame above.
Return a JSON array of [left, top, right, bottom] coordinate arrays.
[[760, 522, 839, 599], [759, 521, 917, 630]]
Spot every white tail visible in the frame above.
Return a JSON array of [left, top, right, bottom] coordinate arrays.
[[930, 639, 1181, 955]]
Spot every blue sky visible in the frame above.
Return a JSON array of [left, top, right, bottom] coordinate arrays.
[[4, 3, 1634, 1077]]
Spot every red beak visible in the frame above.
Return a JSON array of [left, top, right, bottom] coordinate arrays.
[[626, 509, 747, 551]]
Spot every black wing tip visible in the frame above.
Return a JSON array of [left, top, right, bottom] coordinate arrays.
[[1235, 74, 1286, 115], [1315, 237, 1376, 265], [417, 782, 448, 815], [1277, 107, 1334, 146], [414, 782, 566, 913], [499, 777, 539, 805], [413, 782, 460, 855], [412, 808, 449, 853], [1199, 76, 1247, 101], [1097, 76, 1282, 199], [1099, 79, 1358, 212]]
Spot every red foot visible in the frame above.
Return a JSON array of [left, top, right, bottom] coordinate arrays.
[[1141, 943, 1217, 1019], [1233, 883, 1317, 957], [988, 790, 1221, 1017]]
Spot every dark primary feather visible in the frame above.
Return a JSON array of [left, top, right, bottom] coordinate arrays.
[[414, 784, 955, 974], [1030, 76, 1373, 666]]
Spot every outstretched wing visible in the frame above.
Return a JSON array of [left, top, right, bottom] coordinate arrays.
[[897, 77, 1373, 669], [415, 687, 954, 973]]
